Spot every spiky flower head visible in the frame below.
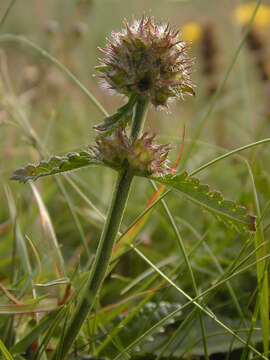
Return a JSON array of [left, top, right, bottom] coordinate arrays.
[[90, 129, 172, 176], [96, 16, 195, 108]]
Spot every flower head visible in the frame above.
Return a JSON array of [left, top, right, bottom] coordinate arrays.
[[96, 16, 195, 108], [90, 129, 172, 176]]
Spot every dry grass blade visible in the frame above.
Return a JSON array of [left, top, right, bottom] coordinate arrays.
[[30, 183, 65, 278]]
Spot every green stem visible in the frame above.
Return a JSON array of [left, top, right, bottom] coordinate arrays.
[[130, 97, 149, 140], [54, 97, 148, 359], [0, 0, 16, 30], [57, 168, 133, 359]]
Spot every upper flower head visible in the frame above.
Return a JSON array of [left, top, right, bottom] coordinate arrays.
[[96, 15, 195, 108]]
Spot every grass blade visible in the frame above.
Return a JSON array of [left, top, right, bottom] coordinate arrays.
[[0, 338, 15, 360], [246, 161, 269, 356], [0, 0, 16, 30], [30, 183, 65, 278]]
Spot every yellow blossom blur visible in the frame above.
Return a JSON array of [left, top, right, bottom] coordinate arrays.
[[233, 2, 270, 28], [181, 22, 203, 43]]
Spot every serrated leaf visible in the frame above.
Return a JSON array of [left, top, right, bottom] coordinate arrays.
[[93, 94, 137, 133], [10, 151, 102, 183], [151, 172, 255, 232]]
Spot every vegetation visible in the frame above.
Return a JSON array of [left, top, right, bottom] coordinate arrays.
[[1, 1, 270, 359]]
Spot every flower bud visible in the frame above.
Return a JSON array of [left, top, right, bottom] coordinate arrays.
[[90, 129, 172, 176]]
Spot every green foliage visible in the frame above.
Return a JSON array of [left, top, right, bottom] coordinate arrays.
[[101, 301, 182, 358], [93, 95, 137, 133], [11, 309, 61, 354], [0, 338, 15, 360], [152, 172, 256, 233], [140, 317, 265, 358], [10, 151, 102, 183], [0, 299, 58, 314]]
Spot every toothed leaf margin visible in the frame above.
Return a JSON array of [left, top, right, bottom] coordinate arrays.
[[10, 151, 103, 183], [151, 172, 256, 233]]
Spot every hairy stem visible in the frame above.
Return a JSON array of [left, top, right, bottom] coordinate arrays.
[[54, 98, 148, 359], [130, 97, 148, 140]]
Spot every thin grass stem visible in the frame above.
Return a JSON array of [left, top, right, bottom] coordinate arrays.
[[246, 161, 269, 355], [151, 180, 209, 360], [0, 0, 16, 30]]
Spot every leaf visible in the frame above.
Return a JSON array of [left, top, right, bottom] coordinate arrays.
[[34, 277, 70, 288], [11, 309, 61, 354], [151, 172, 256, 232], [30, 183, 66, 278], [10, 151, 102, 183], [0, 338, 15, 360], [0, 299, 58, 314], [93, 95, 137, 133], [143, 316, 264, 358], [5, 186, 32, 277]]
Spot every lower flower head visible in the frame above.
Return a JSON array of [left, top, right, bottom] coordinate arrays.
[[96, 15, 195, 108], [90, 129, 172, 176]]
